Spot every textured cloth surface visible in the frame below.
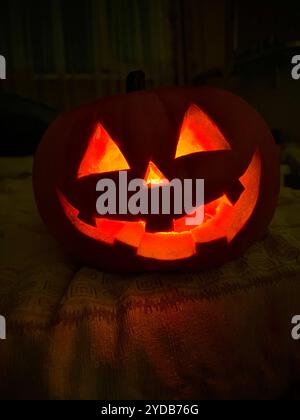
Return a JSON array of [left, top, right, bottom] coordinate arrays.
[[0, 157, 300, 400]]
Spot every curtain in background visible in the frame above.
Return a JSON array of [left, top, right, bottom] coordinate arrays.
[[0, 0, 177, 110]]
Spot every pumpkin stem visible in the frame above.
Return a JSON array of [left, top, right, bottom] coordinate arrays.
[[126, 70, 146, 93]]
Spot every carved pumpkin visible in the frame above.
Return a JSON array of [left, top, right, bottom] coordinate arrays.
[[33, 87, 279, 272]]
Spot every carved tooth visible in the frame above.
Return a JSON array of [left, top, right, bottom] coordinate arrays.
[[77, 212, 97, 227], [225, 179, 245, 205]]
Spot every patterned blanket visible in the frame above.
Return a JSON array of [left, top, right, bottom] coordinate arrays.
[[0, 157, 300, 399]]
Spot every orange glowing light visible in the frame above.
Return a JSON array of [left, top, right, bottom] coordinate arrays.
[[137, 231, 195, 260], [175, 104, 231, 158], [144, 161, 169, 186], [78, 123, 130, 178], [58, 149, 261, 261]]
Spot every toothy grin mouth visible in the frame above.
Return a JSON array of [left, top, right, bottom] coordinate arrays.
[[57, 149, 261, 261]]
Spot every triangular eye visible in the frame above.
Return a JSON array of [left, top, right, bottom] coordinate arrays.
[[78, 123, 130, 178], [175, 104, 230, 159]]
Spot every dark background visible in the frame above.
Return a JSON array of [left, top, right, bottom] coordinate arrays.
[[0, 0, 300, 160]]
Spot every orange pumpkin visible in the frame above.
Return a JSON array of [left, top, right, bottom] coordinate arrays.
[[33, 87, 279, 272]]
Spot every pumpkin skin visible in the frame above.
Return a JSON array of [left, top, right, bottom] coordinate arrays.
[[33, 86, 279, 272]]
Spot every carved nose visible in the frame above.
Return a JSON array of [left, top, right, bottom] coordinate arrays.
[[144, 161, 168, 187]]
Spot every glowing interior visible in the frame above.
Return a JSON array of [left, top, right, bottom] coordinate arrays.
[[144, 161, 168, 186], [175, 104, 231, 158], [77, 123, 130, 178], [58, 149, 261, 261]]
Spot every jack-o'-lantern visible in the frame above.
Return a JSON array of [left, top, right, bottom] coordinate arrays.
[[33, 86, 279, 272]]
